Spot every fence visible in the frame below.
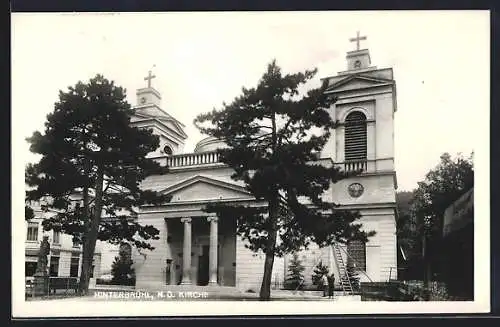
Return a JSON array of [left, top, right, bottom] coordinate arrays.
[[360, 280, 451, 301], [272, 274, 283, 290], [26, 276, 80, 299]]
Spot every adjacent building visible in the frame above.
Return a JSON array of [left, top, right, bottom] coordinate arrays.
[[25, 203, 102, 280]]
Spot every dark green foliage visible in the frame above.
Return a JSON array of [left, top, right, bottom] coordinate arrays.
[[194, 60, 375, 300], [284, 253, 305, 290], [25, 75, 171, 293], [111, 245, 135, 286], [311, 260, 329, 289]]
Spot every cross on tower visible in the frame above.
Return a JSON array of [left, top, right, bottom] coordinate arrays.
[[349, 31, 367, 51], [144, 70, 156, 88]]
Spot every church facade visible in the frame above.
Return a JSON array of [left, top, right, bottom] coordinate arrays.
[[130, 35, 399, 292]]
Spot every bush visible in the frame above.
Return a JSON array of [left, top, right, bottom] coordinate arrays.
[[311, 261, 329, 290]]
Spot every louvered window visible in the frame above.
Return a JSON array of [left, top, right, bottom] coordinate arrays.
[[344, 111, 367, 161], [347, 240, 366, 271]]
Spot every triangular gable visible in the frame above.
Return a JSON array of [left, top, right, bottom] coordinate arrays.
[[327, 75, 394, 93], [160, 119, 187, 139], [131, 113, 188, 139], [160, 175, 253, 203]]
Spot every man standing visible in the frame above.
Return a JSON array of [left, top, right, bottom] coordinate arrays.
[[328, 273, 335, 299], [321, 273, 328, 297]]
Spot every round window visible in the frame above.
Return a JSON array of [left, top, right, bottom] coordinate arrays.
[[163, 145, 173, 155], [348, 183, 364, 198]]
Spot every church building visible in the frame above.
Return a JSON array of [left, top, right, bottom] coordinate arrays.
[[130, 33, 399, 292]]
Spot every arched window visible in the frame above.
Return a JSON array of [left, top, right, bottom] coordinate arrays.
[[344, 111, 367, 161], [163, 145, 173, 155]]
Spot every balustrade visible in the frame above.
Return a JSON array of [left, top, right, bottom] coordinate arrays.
[[165, 151, 221, 168], [342, 160, 368, 172], [162, 151, 373, 173]]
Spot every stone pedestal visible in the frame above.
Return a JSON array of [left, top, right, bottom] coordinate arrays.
[[33, 273, 49, 296]]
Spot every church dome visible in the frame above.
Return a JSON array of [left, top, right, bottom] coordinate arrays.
[[194, 136, 228, 153]]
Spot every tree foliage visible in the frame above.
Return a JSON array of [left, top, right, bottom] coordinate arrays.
[[25, 74, 170, 294], [411, 152, 474, 238], [194, 60, 374, 300], [396, 190, 420, 276], [311, 260, 329, 288], [284, 253, 305, 290], [395, 152, 474, 281]]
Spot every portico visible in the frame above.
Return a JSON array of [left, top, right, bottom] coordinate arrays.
[[157, 211, 236, 287], [178, 215, 220, 286]]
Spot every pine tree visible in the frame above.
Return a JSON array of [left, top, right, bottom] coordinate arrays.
[[285, 253, 305, 290], [312, 260, 329, 290], [25, 75, 171, 295], [194, 60, 375, 300], [111, 245, 135, 286]]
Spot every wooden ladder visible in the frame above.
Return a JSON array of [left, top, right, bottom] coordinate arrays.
[[332, 243, 354, 295]]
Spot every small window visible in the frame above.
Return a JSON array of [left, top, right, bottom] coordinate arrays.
[[72, 238, 80, 248], [50, 256, 60, 277], [70, 254, 80, 277], [25, 261, 37, 277], [163, 145, 173, 155], [53, 231, 60, 244], [27, 222, 38, 241]]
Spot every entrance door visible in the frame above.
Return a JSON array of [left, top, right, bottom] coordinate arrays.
[[198, 245, 210, 286]]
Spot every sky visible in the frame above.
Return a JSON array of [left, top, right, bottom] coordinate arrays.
[[12, 11, 490, 192]]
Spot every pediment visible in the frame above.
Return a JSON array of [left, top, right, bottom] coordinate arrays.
[[131, 110, 187, 139], [326, 75, 393, 93], [160, 175, 253, 203]]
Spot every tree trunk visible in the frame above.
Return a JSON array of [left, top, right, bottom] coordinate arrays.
[[422, 234, 432, 300], [78, 169, 105, 295], [259, 196, 279, 301]]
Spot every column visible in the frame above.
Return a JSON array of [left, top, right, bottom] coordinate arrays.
[[180, 217, 192, 285], [207, 216, 218, 286]]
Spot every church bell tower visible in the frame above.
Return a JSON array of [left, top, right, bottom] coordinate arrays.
[[136, 70, 162, 107], [130, 69, 188, 157], [318, 32, 399, 283]]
